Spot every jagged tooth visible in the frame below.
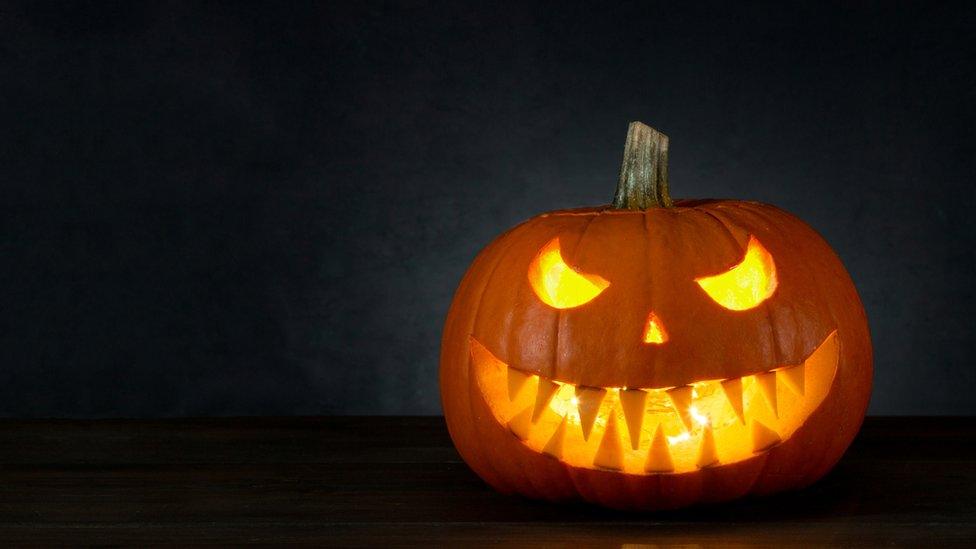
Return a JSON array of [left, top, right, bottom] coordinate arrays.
[[808, 329, 839, 369], [542, 416, 568, 458], [593, 410, 624, 470], [720, 378, 745, 424], [666, 385, 695, 431], [507, 406, 533, 440], [778, 363, 805, 395], [696, 426, 719, 469], [468, 337, 506, 371], [618, 388, 648, 450], [575, 386, 606, 441], [644, 424, 674, 473], [756, 371, 778, 417], [751, 419, 781, 453], [532, 378, 561, 422], [507, 368, 530, 401]]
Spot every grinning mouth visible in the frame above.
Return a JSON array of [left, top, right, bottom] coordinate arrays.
[[470, 330, 839, 475]]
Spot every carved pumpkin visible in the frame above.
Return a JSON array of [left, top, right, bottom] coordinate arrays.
[[440, 122, 872, 510]]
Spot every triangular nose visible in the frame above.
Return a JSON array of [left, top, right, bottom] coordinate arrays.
[[643, 312, 668, 344]]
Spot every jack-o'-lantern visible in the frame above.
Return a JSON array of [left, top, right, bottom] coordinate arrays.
[[440, 122, 872, 510]]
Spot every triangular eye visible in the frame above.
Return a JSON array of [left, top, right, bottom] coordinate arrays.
[[527, 238, 609, 309], [695, 236, 777, 311]]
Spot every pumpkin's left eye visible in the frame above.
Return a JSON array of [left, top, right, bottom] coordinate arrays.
[[527, 237, 609, 309], [696, 236, 778, 311]]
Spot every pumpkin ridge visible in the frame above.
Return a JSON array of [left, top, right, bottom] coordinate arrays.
[[639, 208, 655, 390], [734, 206, 784, 367], [737, 204, 799, 364], [555, 211, 603, 387], [699, 203, 789, 366], [724, 202, 811, 364], [464, 227, 533, 492]]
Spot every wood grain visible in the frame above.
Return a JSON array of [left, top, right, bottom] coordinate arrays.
[[612, 121, 673, 209], [0, 416, 972, 546]]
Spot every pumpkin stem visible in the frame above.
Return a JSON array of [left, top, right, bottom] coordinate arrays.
[[612, 121, 672, 209]]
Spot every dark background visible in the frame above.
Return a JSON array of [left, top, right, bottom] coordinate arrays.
[[0, 1, 972, 417]]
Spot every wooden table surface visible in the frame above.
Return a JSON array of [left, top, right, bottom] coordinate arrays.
[[0, 416, 972, 546]]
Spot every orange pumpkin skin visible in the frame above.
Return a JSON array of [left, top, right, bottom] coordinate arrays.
[[440, 200, 872, 511]]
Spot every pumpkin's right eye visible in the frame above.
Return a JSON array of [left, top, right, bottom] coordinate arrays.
[[527, 238, 609, 309], [695, 236, 778, 311]]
